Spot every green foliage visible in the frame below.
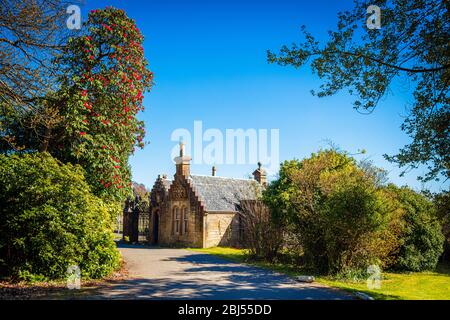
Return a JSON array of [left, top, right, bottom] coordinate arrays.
[[264, 150, 396, 274], [386, 185, 444, 271], [54, 7, 153, 202], [264, 149, 445, 274], [0, 153, 120, 281], [434, 190, 450, 261], [268, 0, 449, 182], [321, 178, 391, 272], [132, 181, 150, 210], [1, 7, 153, 204]]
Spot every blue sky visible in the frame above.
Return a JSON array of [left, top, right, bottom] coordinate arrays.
[[84, 0, 447, 192]]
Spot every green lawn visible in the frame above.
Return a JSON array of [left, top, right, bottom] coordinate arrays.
[[188, 247, 450, 300]]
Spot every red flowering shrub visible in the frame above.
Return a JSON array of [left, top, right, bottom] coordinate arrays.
[[58, 7, 153, 201]]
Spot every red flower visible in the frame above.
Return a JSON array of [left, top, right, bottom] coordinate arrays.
[[79, 131, 86, 136], [84, 102, 92, 110], [102, 24, 113, 32]]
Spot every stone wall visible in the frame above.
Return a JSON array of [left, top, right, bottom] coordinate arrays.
[[148, 172, 245, 248], [154, 178, 204, 247], [204, 212, 241, 248]]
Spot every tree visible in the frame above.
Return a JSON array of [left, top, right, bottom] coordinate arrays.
[[133, 181, 149, 201], [0, 0, 73, 150], [267, 0, 449, 182], [1, 7, 153, 202], [49, 7, 153, 201], [264, 150, 398, 273], [433, 190, 450, 261], [386, 185, 444, 271], [132, 181, 150, 212]]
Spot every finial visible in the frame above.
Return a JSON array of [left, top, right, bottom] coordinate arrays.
[[257, 161, 262, 170]]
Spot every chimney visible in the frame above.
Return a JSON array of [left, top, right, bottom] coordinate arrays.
[[174, 141, 191, 177], [252, 162, 267, 186], [212, 166, 216, 176]]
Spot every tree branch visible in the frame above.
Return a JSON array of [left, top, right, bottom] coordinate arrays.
[[306, 50, 448, 73]]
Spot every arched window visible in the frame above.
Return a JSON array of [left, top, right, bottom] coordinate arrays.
[[174, 207, 180, 234], [183, 207, 188, 234]]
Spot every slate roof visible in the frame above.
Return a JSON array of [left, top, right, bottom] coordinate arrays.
[[188, 175, 262, 212]]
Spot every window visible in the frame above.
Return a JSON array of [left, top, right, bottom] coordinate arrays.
[[174, 207, 180, 234], [183, 207, 188, 234]]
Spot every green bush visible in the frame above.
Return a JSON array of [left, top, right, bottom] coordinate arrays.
[[264, 150, 398, 274], [387, 186, 444, 271], [434, 191, 450, 261], [0, 153, 120, 281], [321, 180, 393, 273]]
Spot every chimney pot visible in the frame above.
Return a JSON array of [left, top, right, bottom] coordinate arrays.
[[212, 166, 216, 176], [253, 163, 267, 187]]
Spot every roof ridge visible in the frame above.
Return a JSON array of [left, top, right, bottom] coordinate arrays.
[[189, 174, 255, 182]]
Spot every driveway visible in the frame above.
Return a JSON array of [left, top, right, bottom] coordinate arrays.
[[90, 244, 354, 300]]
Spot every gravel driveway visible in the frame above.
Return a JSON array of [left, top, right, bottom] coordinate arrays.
[[91, 244, 354, 300]]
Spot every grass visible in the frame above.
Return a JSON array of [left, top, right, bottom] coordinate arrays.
[[188, 247, 450, 300]]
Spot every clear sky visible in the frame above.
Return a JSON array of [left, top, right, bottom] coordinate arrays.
[[84, 0, 447, 192]]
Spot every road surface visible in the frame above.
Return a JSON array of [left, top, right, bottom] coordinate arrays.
[[88, 244, 354, 300]]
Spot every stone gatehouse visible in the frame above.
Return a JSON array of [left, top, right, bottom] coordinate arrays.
[[148, 143, 266, 248]]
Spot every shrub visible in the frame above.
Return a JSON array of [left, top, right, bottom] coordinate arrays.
[[387, 186, 444, 271], [321, 180, 395, 273], [238, 200, 284, 262], [434, 191, 450, 262], [264, 150, 400, 274], [0, 153, 120, 281]]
